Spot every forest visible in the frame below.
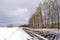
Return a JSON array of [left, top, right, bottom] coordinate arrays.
[[29, 0, 60, 29]]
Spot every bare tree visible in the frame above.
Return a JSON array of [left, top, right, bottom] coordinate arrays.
[[29, 0, 60, 28], [7, 24, 13, 28], [29, 3, 42, 28], [42, 0, 60, 28]]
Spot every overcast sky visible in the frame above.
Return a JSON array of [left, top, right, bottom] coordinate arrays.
[[0, 0, 43, 27]]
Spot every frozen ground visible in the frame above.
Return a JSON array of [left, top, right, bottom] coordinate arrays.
[[0, 28, 32, 40], [0, 28, 60, 40], [31, 29, 60, 40]]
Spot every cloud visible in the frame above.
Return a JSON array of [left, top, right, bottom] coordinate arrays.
[[5, 8, 30, 26], [0, 8, 30, 26], [0, 0, 42, 26], [8, 8, 28, 17]]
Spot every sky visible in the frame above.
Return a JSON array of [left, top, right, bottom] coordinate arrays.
[[0, 0, 43, 27]]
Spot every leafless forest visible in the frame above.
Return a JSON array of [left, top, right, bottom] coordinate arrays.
[[29, 0, 60, 29]]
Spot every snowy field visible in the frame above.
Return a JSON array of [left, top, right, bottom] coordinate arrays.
[[0, 28, 60, 40], [0, 28, 32, 40]]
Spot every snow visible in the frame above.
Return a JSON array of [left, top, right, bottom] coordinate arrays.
[[0, 28, 32, 40]]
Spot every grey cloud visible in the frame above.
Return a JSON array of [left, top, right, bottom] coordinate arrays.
[[0, 0, 42, 27]]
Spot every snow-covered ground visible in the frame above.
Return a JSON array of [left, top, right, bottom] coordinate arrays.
[[30, 29, 60, 40], [0, 28, 60, 40], [0, 28, 32, 40]]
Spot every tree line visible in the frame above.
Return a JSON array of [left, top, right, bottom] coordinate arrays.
[[7, 0, 60, 29], [29, 0, 60, 29]]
